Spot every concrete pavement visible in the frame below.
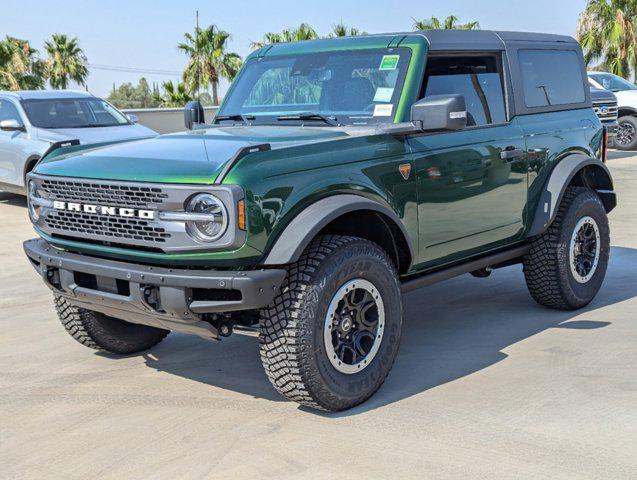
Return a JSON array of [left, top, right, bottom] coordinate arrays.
[[1, 152, 635, 479]]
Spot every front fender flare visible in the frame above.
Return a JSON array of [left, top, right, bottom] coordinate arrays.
[[528, 154, 615, 237], [262, 194, 414, 266]]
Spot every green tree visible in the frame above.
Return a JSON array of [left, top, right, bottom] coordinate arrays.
[[161, 80, 193, 107], [178, 24, 242, 105], [250, 23, 319, 49], [44, 34, 88, 89], [107, 77, 163, 109], [328, 21, 368, 37], [412, 15, 480, 30], [0, 36, 46, 90], [578, 0, 637, 79]]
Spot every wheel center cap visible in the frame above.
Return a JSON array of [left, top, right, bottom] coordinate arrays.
[[340, 317, 353, 333]]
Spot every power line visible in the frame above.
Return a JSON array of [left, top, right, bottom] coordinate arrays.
[[88, 63, 182, 76]]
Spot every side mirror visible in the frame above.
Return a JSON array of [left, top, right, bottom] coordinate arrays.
[[126, 113, 139, 124], [0, 119, 25, 132], [184, 101, 205, 130], [411, 94, 467, 132]]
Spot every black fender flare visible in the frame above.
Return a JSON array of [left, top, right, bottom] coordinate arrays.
[[528, 154, 616, 237], [617, 107, 637, 117], [262, 194, 414, 266], [23, 154, 41, 183]]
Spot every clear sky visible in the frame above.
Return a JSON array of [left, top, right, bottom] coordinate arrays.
[[0, 0, 588, 98]]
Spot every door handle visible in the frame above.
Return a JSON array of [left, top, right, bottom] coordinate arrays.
[[500, 147, 525, 163]]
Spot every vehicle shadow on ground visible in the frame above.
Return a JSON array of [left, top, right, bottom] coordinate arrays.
[[608, 150, 636, 161], [133, 246, 637, 414], [0, 192, 27, 207]]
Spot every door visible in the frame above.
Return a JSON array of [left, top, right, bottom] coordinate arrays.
[[407, 53, 528, 266], [0, 99, 28, 186]]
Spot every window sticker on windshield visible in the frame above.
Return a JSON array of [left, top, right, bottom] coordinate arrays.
[[373, 104, 393, 117], [379, 55, 399, 70], [373, 87, 394, 103]]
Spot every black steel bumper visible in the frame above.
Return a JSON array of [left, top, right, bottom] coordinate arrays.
[[24, 238, 286, 340]]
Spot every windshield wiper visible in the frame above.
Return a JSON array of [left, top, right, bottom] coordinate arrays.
[[276, 112, 340, 126], [214, 114, 255, 125]]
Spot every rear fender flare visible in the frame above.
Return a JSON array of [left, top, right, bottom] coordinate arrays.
[[528, 154, 615, 237]]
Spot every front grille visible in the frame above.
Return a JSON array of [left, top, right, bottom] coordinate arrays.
[[30, 175, 243, 253], [46, 210, 170, 243], [38, 178, 172, 246], [593, 101, 619, 122], [41, 179, 168, 208]]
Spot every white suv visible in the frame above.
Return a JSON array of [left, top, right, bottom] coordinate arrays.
[[589, 72, 637, 150], [0, 90, 157, 194]]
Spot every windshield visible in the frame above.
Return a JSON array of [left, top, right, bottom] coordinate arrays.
[[589, 73, 637, 92], [217, 48, 411, 126], [21, 97, 130, 128]]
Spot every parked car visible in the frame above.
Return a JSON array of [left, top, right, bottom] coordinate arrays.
[[589, 72, 637, 150], [24, 30, 615, 412], [0, 90, 157, 194], [589, 86, 618, 142]]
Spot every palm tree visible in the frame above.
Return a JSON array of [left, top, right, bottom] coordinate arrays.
[[329, 21, 368, 37], [178, 24, 242, 105], [44, 34, 88, 89], [412, 15, 480, 30], [161, 80, 193, 107], [250, 23, 319, 49], [577, 0, 637, 79], [0, 36, 46, 90]]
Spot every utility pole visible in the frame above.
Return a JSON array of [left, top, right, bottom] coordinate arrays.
[[196, 10, 200, 102]]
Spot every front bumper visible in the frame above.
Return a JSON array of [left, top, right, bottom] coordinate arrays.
[[24, 238, 286, 340], [603, 120, 619, 138]]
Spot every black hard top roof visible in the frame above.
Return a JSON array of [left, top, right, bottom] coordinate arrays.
[[413, 30, 578, 51]]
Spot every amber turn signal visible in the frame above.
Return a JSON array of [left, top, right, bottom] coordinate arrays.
[[237, 199, 246, 230]]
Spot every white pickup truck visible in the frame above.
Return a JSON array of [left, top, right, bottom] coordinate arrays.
[[589, 72, 637, 150]]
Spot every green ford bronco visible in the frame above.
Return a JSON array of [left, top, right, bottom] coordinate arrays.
[[24, 30, 616, 411]]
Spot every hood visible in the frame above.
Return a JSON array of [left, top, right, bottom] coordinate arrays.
[[34, 125, 352, 184], [36, 123, 157, 145], [613, 89, 637, 105], [590, 87, 617, 103]]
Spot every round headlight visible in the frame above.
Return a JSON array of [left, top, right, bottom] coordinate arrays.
[[185, 193, 228, 243], [27, 180, 41, 222]]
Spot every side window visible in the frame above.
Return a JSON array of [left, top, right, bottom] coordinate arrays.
[[0, 99, 23, 124], [518, 49, 585, 108], [422, 55, 507, 127]]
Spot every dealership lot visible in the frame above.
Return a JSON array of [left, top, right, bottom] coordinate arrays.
[[1, 152, 635, 479]]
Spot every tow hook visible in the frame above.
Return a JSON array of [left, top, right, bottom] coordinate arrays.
[[471, 267, 493, 278], [219, 322, 233, 337]]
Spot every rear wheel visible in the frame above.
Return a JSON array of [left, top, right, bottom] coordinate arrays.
[[55, 296, 169, 354], [523, 187, 610, 310], [259, 235, 403, 411], [615, 116, 637, 150]]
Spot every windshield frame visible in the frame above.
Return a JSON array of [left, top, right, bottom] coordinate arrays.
[[216, 47, 412, 127], [589, 73, 637, 92], [20, 97, 132, 129]]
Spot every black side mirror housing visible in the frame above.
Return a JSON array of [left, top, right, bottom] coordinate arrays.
[[411, 94, 468, 132], [184, 101, 205, 130]]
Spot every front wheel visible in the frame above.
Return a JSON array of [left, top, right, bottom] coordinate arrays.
[[55, 296, 169, 354], [523, 187, 610, 310], [259, 235, 403, 411], [615, 116, 637, 150]]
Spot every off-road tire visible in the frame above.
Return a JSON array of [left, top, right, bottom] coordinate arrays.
[[523, 187, 610, 310], [259, 235, 403, 411], [615, 116, 637, 151], [55, 295, 169, 354]]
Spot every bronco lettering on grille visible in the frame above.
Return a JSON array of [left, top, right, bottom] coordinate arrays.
[[52, 201, 155, 220]]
